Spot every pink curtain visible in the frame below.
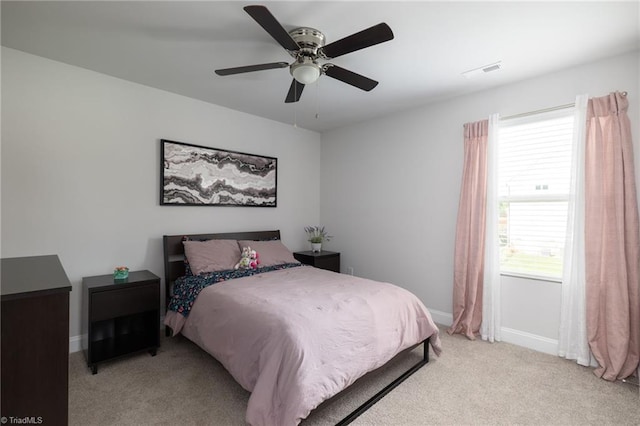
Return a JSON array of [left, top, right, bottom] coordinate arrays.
[[585, 91, 640, 381], [448, 120, 488, 340]]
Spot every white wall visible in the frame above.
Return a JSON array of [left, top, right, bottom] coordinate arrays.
[[1, 47, 322, 343], [320, 50, 640, 353], [3, 46, 638, 355]]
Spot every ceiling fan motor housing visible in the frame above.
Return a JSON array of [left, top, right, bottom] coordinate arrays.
[[289, 27, 325, 83], [288, 27, 326, 57]]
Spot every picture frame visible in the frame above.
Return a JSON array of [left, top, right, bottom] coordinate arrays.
[[160, 139, 277, 207]]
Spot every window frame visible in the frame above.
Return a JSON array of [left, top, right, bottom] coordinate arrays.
[[496, 108, 575, 282]]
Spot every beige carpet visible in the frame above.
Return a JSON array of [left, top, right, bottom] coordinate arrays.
[[69, 327, 639, 425]]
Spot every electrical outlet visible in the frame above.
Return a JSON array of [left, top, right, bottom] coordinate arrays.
[[347, 267, 354, 276]]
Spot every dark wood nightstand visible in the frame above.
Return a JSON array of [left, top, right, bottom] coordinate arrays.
[[294, 251, 340, 273], [82, 270, 160, 374]]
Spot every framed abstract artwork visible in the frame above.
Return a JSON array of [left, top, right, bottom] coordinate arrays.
[[160, 139, 277, 207]]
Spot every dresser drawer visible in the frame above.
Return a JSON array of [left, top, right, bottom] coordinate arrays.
[[91, 283, 158, 321]]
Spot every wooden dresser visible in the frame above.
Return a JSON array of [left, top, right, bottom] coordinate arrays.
[[1, 255, 72, 426]]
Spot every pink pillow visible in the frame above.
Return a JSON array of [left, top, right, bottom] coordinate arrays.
[[183, 239, 241, 275], [237, 240, 300, 267]]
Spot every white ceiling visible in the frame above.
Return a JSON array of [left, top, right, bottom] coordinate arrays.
[[2, 1, 639, 133]]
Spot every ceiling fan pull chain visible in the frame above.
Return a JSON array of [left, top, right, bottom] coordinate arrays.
[[293, 83, 298, 128], [315, 79, 320, 119]]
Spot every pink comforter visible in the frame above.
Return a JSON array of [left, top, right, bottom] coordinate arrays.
[[166, 265, 441, 425]]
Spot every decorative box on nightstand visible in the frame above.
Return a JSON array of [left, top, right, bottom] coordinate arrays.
[[82, 270, 160, 374], [293, 251, 340, 273]]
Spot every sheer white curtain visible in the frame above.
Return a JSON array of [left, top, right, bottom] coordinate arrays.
[[481, 113, 501, 343], [558, 94, 593, 366]]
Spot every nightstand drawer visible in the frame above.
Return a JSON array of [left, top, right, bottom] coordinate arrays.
[[313, 256, 340, 271], [91, 283, 158, 321]]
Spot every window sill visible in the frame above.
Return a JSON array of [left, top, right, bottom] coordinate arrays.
[[500, 272, 562, 284]]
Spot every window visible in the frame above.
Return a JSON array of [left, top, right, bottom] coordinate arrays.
[[497, 110, 574, 280]]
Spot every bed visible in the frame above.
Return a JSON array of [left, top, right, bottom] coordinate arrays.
[[163, 230, 441, 426]]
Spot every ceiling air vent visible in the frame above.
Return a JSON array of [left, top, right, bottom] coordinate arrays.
[[462, 61, 502, 79]]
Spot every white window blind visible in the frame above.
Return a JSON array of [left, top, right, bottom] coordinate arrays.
[[498, 110, 574, 280]]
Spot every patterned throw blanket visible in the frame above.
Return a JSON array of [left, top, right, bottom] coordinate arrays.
[[168, 263, 302, 317]]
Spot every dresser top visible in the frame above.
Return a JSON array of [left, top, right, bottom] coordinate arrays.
[[1, 255, 71, 299]]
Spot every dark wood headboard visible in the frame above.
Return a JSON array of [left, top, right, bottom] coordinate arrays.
[[162, 230, 281, 310]]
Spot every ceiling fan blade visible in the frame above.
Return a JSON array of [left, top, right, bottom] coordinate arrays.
[[320, 23, 394, 59], [215, 62, 289, 76], [324, 65, 379, 91], [244, 5, 300, 52], [285, 79, 305, 103]]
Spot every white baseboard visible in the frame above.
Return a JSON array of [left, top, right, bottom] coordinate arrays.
[[70, 334, 83, 353], [427, 308, 453, 327], [500, 327, 558, 356], [426, 307, 558, 356]]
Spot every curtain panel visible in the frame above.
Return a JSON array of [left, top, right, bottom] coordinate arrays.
[[449, 119, 489, 340], [584, 91, 640, 381], [558, 94, 591, 366], [480, 113, 501, 343]]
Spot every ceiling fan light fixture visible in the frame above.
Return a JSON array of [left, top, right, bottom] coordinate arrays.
[[291, 60, 321, 85]]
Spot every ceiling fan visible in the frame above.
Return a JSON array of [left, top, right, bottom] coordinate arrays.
[[215, 5, 394, 103]]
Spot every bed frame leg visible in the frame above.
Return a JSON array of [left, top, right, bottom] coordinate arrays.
[[335, 337, 430, 426], [423, 338, 429, 363]]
